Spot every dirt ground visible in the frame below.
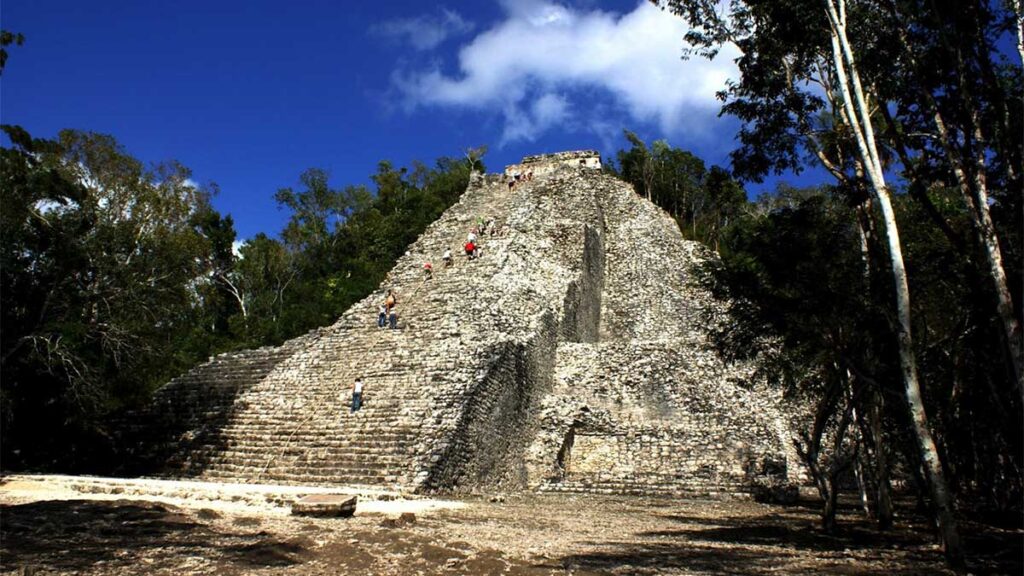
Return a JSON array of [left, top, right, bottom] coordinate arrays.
[[1, 478, 1020, 575]]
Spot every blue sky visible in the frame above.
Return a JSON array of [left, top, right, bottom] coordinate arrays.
[[2, 0, 808, 240]]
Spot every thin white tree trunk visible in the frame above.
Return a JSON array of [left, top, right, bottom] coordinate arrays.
[[824, 0, 964, 566], [889, 10, 1024, 403], [224, 276, 248, 319], [966, 117, 1024, 403], [1013, 0, 1024, 66]]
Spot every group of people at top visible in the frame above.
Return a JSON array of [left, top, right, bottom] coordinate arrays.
[[378, 215, 502, 331], [463, 215, 499, 261], [507, 169, 533, 191]]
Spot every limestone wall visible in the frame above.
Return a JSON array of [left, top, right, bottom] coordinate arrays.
[[527, 342, 796, 497], [504, 150, 602, 179], [524, 167, 799, 497]]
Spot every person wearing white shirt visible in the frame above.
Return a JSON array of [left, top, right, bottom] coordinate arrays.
[[351, 378, 364, 413]]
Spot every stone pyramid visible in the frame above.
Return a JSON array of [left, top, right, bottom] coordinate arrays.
[[129, 151, 798, 497]]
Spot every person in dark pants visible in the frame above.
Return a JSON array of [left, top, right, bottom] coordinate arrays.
[[389, 309, 398, 329], [351, 378, 364, 413]]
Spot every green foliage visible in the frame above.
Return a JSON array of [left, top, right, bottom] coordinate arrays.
[[893, 189, 1022, 507], [0, 124, 482, 472], [224, 155, 476, 348], [612, 131, 747, 249], [657, 0, 1023, 528], [1, 126, 217, 469], [0, 29, 25, 74], [707, 182, 1022, 514], [707, 187, 888, 389]]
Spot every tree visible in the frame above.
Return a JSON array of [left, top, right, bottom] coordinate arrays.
[[463, 145, 488, 173], [229, 234, 296, 344], [707, 190, 890, 531], [0, 30, 24, 74], [823, 0, 962, 559], [193, 205, 242, 333], [617, 131, 656, 201], [614, 133, 746, 249], [655, 0, 966, 562], [0, 127, 219, 469], [702, 166, 747, 250], [872, 0, 1024, 402], [274, 168, 353, 255]]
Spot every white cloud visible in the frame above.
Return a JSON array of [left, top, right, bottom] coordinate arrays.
[[232, 240, 246, 258], [372, 8, 475, 51], [392, 0, 739, 144], [501, 92, 570, 143]]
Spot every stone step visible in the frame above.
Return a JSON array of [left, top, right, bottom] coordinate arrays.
[[200, 471, 400, 487], [197, 460, 407, 476], [201, 448, 414, 462], [192, 444, 416, 460], [539, 479, 751, 499], [208, 432, 420, 445]]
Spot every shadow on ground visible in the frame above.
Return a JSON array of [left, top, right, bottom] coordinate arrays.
[[0, 500, 310, 574], [559, 505, 1021, 576], [2, 495, 1019, 575]]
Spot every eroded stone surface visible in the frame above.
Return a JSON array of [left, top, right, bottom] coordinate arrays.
[[292, 495, 357, 517], [127, 152, 798, 497]]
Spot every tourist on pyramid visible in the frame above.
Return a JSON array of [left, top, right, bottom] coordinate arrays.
[[377, 304, 387, 328], [464, 240, 476, 260], [385, 289, 397, 313], [467, 230, 477, 244], [351, 378, 364, 413], [388, 308, 398, 329], [423, 261, 433, 280], [442, 248, 453, 268]]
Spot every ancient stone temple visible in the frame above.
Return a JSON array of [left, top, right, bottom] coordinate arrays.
[[128, 151, 798, 497]]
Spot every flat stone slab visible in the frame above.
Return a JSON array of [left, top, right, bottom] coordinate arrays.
[[291, 494, 357, 517]]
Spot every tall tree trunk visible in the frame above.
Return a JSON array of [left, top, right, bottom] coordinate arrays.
[[1012, 0, 1024, 66], [869, 388, 894, 530], [853, 425, 872, 518], [795, 379, 851, 534], [848, 370, 873, 519], [853, 205, 895, 530], [887, 0, 1024, 405], [824, 0, 964, 566]]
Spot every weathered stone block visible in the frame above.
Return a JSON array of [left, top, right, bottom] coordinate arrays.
[[291, 494, 357, 517]]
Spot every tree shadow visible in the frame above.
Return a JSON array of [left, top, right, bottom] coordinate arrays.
[[115, 344, 301, 476], [0, 500, 309, 573], [649, 511, 933, 551], [571, 506, 1022, 575], [556, 540, 772, 573]]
